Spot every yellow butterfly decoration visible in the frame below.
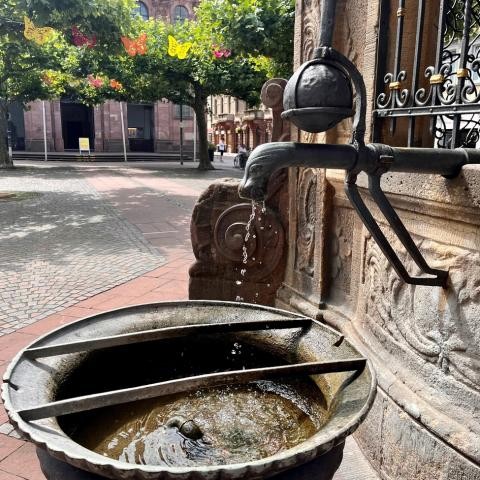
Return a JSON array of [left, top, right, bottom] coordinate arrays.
[[168, 35, 192, 60], [24, 16, 56, 45]]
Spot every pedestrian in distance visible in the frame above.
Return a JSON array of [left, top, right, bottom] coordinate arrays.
[[217, 139, 226, 162], [235, 143, 249, 169]]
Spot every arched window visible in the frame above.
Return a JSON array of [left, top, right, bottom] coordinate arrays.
[[135, 1, 149, 20], [173, 5, 189, 23]]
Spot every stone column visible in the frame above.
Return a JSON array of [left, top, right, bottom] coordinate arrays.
[[93, 105, 104, 152], [154, 101, 173, 152], [103, 101, 128, 152], [50, 101, 64, 152]]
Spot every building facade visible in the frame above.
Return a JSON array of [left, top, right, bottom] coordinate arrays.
[[208, 95, 274, 153], [7, 0, 198, 154]]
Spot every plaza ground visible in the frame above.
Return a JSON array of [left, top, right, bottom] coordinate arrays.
[[0, 158, 377, 479]]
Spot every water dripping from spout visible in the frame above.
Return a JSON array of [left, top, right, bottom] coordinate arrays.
[[235, 201, 268, 304], [242, 202, 257, 267]]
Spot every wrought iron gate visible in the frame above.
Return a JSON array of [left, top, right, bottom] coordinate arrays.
[[374, 0, 480, 148]]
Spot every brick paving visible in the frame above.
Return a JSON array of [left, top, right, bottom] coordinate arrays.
[[0, 160, 377, 479]]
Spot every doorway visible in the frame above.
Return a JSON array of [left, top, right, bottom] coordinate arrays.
[[127, 104, 154, 152], [7, 102, 26, 151], [61, 102, 94, 150]]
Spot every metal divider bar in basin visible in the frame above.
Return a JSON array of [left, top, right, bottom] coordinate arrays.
[[23, 318, 313, 358], [17, 358, 367, 421]]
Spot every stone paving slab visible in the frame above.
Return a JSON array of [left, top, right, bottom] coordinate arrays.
[[0, 167, 165, 335]]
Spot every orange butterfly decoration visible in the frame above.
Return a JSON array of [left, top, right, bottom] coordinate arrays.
[[121, 33, 148, 56], [110, 79, 123, 91]]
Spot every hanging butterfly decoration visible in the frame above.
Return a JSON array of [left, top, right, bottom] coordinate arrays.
[[72, 26, 97, 48], [168, 35, 192, 60], [212, 45, 232, 58], [87, 74, 104, 89], [110, 79, 123, 91], [121, 33, 148, 56], [24, 16, 56, 45]]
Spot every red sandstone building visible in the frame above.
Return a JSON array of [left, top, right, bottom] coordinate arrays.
[[7, 1, 197, 154], [208, 95, 273, 153]]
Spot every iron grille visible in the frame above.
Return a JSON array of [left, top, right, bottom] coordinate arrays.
[[374, 0, 480, 148]]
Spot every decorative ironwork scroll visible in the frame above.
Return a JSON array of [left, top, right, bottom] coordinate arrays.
[[374, 0, 480, 148]]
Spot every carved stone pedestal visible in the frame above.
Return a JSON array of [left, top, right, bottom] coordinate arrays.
[[189, 176, 288, 305]]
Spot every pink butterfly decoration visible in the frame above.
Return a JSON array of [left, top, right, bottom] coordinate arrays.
[[87, 74, 104, 89], [72, 26, 97, 48], [212, 45, 232, 58]]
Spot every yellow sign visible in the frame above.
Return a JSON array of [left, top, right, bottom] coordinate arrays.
[[79, 137, 90, 153]]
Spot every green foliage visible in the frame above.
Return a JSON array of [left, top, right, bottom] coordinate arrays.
[[110, 0, 295, 169], [0, 0, 135, 104], [109, 0, 294, 107], [195, 0, 295, 78], [0, 0, 295, 168], [0, 0, 136, 167]]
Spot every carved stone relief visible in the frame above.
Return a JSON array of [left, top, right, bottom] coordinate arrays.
[[189, 179, 287, 306], [295, 169, 317, 277], [300, 0, 321, 64], [362, 235, 480, 392], [328, 206, 354, 297]]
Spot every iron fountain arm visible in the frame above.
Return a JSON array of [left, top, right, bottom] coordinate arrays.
[[240, 142, 480, 202], [239, 139, 480, 288], [239, 142, 358, 201], [238, 0, 480, 287]]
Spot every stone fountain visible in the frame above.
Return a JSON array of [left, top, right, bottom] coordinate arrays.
[[234, 0, 480, 478]]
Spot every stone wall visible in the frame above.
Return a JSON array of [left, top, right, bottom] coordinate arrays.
[[276, 0, 480, 478]]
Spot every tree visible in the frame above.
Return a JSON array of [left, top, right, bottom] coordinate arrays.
[[116, 0, 295, 170], [197, 0, 295, 79], [0, 0, 135, 168]]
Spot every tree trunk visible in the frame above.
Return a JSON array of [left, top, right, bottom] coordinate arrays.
[[193, 88, 213, 171], [0, 99, 13, 169]]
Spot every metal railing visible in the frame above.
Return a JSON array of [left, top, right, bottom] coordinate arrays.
[[374, 0, 480, 148]]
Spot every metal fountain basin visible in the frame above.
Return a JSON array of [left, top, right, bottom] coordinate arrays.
[[2, 301, 376, 479]]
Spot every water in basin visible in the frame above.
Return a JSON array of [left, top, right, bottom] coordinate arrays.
[[58, 336, 329, 467]]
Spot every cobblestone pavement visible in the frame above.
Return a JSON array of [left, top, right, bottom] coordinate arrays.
[[0, 167, 166, 335], [0, 160, 378, 480]]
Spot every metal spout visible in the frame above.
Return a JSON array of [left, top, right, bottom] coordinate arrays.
[[238, 142, 358, 201]]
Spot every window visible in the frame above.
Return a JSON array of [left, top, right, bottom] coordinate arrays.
[[135, 1, 149, 20], [173, 5, 189, 23], [174, 104, 193, 119]]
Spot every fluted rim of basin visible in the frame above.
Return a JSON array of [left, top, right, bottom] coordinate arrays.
[[2, 300, 377, 479]]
